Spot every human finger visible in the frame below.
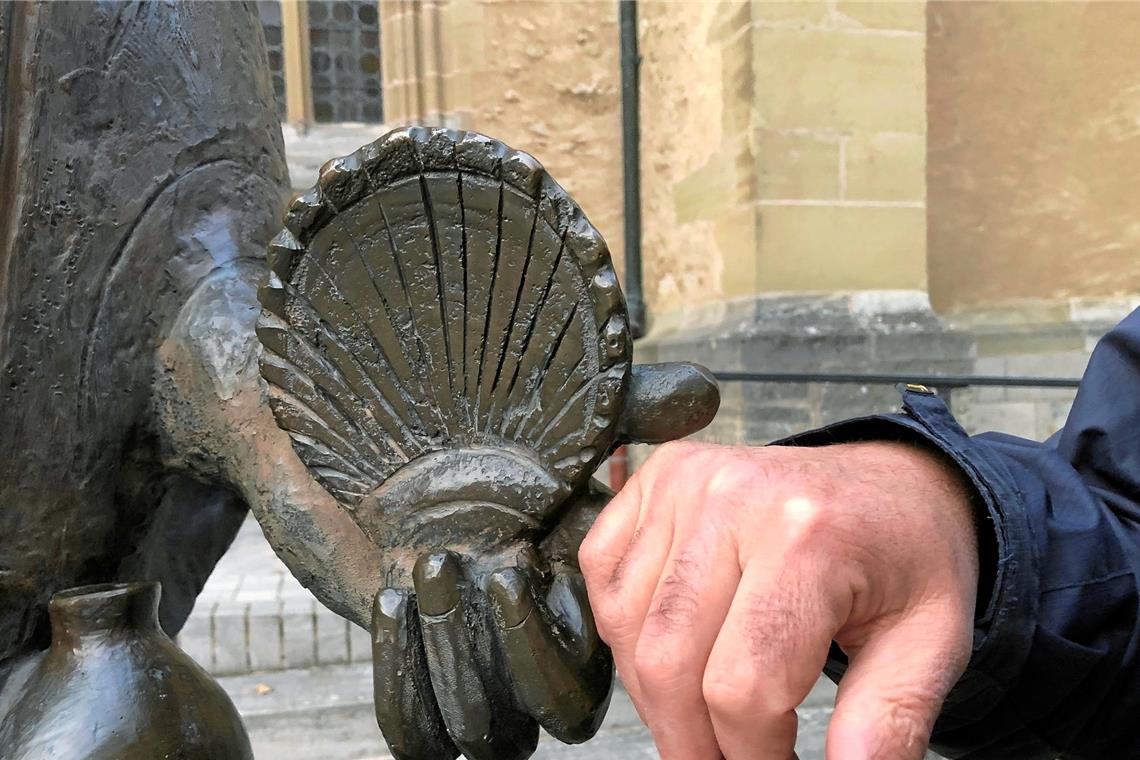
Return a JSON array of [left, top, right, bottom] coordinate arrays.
[[578, 470, 643, 589], [826, 604, 971, 760], [631, 521, 742, 760], [580, 468, 675, 713], [703, 555, 850, 760]]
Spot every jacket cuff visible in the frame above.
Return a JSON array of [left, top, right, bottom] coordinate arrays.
[[773, 385, 1038, 739]]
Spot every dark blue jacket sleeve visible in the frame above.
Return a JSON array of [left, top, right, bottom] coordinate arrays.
[[783, 307, 1140, 759]]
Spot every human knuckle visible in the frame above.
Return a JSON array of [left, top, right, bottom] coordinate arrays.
[[589, 592, 621, 630], [654, 585, 700, 625], [577, 535, 605, 578], [645, 561, 701, 627], [741, 603, 799, 663], [590, 592, 636, 640], [772, 493, 835, 550], [633, 636, 691, 689], [701, 667, 761, 718], [703, 461, 750, 497]]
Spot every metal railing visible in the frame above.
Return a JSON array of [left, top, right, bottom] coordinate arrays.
[[608, 371, 1083, 488], [712, 371, 1082, 413]]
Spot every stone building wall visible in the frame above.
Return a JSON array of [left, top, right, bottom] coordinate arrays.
[[381, 0, 625, 270], [637, 2, 731, 314], [633, 0, 951, 447], [749, 1, 927, 295], [639, 0, 928, 319], [928, 1, 1140, 314]]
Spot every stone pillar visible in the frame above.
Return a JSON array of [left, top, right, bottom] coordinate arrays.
[[281, 0, 314, 125], [638, 0, 928, 319], [750, 1, 927, 294], [638, 1, 756, 315], [381, 0, 451, 125], [635, 1, 971, 447]]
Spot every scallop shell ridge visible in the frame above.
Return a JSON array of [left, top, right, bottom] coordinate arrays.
[[257, 127, 631, 506]]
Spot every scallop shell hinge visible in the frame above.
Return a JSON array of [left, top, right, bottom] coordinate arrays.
[[256, 126, 632, 511]]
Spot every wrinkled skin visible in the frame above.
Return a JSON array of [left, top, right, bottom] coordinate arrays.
[[580, 440, 980, 760]]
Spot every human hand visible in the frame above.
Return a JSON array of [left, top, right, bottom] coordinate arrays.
[[579, 440, 980, 760], [162, 280, 721, 760]]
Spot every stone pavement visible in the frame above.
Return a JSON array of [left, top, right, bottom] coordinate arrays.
[[177, 517, 372, 677], [219, 658, 843, 760]]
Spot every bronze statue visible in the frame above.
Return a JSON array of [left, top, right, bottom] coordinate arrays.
[[0, 3, 719, 759], [0, 0, 287, 751], [256, 126, 719, 758], [0, 0, 288, 675]]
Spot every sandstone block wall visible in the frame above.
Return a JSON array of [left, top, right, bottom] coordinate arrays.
[[928, 1, 1140, 314], [641, 0, 928, 321], [381, 0, 933, 323], [382, 0, 625, 271]]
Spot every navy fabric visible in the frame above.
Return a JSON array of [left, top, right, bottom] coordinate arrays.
[[781, 307, 1140, 759]]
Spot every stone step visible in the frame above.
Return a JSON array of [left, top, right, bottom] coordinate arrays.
[[222, 663, 379, 759], [176, 516, 374, 677], [177, 593, 373, 676]]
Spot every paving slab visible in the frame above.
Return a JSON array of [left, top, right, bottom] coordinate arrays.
[[220, 664, 874, 760], [195, 511, 944, 758], [220, 661, 947, 760], [179, 517, 327, 675]]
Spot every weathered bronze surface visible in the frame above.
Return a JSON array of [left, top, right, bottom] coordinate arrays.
[[0, 583, 252, 759], [256, 126, 720, 759], [0, 0, 290, 683]]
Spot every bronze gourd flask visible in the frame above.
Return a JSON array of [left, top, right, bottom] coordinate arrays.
[[0, 583, 252, 760]]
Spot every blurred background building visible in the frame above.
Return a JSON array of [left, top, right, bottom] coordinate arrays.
[[258, 0, 1140, 448]]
